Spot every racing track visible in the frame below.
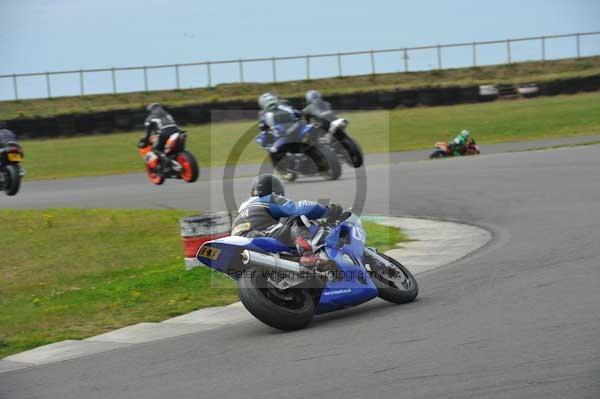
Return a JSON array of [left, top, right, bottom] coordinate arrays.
[[1, 143, 600, 398]]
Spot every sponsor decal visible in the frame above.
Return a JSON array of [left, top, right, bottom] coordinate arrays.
[[322, 288, 352, 296]]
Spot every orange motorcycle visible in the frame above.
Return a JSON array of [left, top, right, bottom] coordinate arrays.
[[138, 131, 199, 185]]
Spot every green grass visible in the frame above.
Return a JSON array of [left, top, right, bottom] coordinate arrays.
[[0, 209, 407, 358], [19, 91, 600, 180], [361, 220, 410, 253], [1, 56, 600, 120]]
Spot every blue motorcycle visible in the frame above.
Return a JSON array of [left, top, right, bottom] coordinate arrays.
[[257, 121, 342, 182], [196, 211, 418, 330]]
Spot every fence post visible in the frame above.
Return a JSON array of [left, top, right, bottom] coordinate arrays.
[[206, 62, 212, 87], [143, 67, 148, 91], [305, 56, 311, 80], [79, 69, 85, 96], [576, 33, 581, 58], [12, 74, 18, 100], [370, 50, 376, 75], [403, 49, 409, 72], [506, 39, 512, 63], [175, 65, 180, 89], [541, 36, 546, 61], [437, 45, 442, 69], [472, 43, 477, 66], [337, 53, 343, 77], [45, 72, 52, 98], [239, 60, 244, 83], [111, 67, 117, 94]]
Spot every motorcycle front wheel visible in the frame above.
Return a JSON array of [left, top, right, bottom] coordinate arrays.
[[145, 165, 165, 185], [340, 136, 364, 168], [365, 249, 418, 304], [3, 164, 21, 196], [238, 266, 315, 331], [429, 150, 447, 159]]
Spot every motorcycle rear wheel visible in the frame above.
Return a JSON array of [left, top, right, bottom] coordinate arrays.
[[3, 164, 21, 196], [307, 145, 341, 181], [238, 266, 315, 331], [176, 151, 199, 183]]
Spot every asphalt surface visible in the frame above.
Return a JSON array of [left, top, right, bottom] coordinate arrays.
[[2, 143, 600, 398]]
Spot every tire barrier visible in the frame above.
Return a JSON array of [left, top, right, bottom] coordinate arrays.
[[518, 84, 540, 98], [5, 74, 600, 139], [180, 212, 231, 270], [478, 85, 499, 102]]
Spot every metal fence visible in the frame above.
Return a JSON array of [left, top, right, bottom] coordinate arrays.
[[1, 31, 599, 101]]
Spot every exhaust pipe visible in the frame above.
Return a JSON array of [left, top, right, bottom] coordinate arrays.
[[241, 250, 304, 274], [241, 250, 326, 278]]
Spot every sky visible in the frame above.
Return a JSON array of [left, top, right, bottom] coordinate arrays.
[[1, 0, 599, 99]]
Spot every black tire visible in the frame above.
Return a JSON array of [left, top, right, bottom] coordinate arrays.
[[177, 151, 199, 183], [366, 249, 418, 304], [238, 267, 315, 331], [307, 145, 341, 181], [429, 150, 447, 159], [4, 164, 21, 196], [340, 137, 364, 168]]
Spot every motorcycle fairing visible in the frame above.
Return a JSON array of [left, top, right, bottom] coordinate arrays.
[[269, 123, 320, 152], [315, 217, 378, 313]]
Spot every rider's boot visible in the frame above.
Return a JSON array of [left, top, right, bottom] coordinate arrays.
[[295, 236, 318, 268]]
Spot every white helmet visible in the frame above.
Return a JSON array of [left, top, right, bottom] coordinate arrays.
[[258, 93, 278, 110], [460, 130, 470, 138], [305, 90, 321, 103], [146, 102, 161, 112]]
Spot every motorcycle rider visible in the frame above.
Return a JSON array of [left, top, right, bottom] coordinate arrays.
[[449, 129, 472, 155], [302, 90, 340, 132], [138, 103, 181, 168], [0, 122, 17, 149], [231, 174, 343, 267], [257, 93, 304, 172]]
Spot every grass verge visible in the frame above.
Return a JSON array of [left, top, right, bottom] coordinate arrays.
[[19, 91, 600, 180], [0, 209, 407, 358], [1, 56, 599, 120]]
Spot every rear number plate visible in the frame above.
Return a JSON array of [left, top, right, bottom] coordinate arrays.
[[7, 153, 22, 162], [198, 246, 221, 260]]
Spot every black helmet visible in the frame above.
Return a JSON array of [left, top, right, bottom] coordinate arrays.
[[146, 102, 161, 112], [251, 174, 284, 197]]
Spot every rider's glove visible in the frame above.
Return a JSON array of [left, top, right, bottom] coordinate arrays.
[[137, 138, 149, 148], [326, 203, 344, 223]]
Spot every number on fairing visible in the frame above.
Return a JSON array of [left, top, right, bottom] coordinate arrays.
[[352, 228, 366, 243]]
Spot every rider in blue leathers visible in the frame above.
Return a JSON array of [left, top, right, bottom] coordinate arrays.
[[232, 174, 342, 266], [256, 93, 304, 172]]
